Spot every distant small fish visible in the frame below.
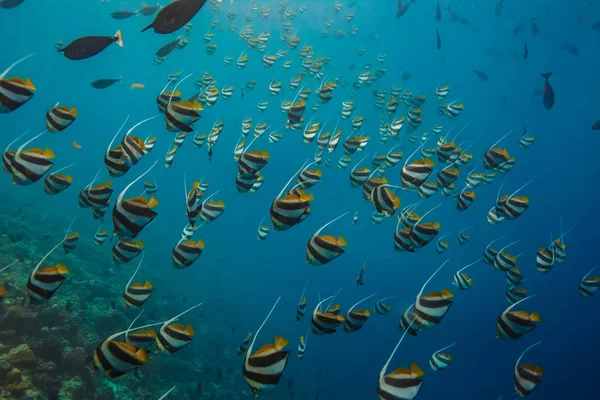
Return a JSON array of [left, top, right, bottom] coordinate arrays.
[[540, 72, 555, 110], [593, 21, 600, 30], [578, 3, 592, 25], [560, 41, 580, 56], [530, 18, 538, 37], [140, 3, 162, 16], [110, 10, 138, 19], [495, 0, 504, 16], [591, 120, 600, 131], [396, 0, 416, 18], [512, 20, 524, 35], [435, 2, 441, 21], [473, 69, 489, 81], [72, 141, 82, 149], [523, 42, 529, 60], [142, 0, 207, 34], [435, 29, 441, 50], [91, 77, 121, 89], [130, 83, 145, 89], [0, 0, 25, 9], [457, 16, 471, 25]]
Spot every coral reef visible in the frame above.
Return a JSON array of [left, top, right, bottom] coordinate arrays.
[[0, 202, 250, 400]]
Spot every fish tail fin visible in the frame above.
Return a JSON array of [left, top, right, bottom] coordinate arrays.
[[114, 30, 124, 47], [540, 72, 552, 79]]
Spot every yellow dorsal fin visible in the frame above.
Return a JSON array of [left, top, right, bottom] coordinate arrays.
[[56, 264, 69, 274], [410, 363, 425, 377], [70, 107, 78, 117], [193, 181, 200, 189], [530, 311, 541, 322], [337, 236, 348, 246], [146, 328, 156, 336], [148, 196, 159, 208], [135, 348, 148, 363], [433, 221, 441, 229], [185, 324, 195, 336], [66, 175, 73, 183], [441, 288, 454, 298], [128, 196, 148, 205], [144, 280, 153, 288], [196, 240, 205, 249], [274, 335, 289, 350], [389, 367, 410, 376], [261, 149, 271, 158], [254, 343, 277, 356], [136, 240, 144, 248]]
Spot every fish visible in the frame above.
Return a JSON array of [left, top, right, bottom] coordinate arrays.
[[560, 41, 580, 56], [506, 285, 528, 305], [0, 0, 25, 8], [473, 69, 488, 81], [496, 296, 541, 340], [523, 42, 529, 60], [94, 321, 150, 378], [578, 265, 600, 298], [541, 72, 556, 110], [94, 227, 108, 246], [26, 241, 69, 303], [142, 0, 208, 34], [592, 120, 600, 131], [112, 240, 144, 264], [377, 330, 424, 400], [243, 298, 289, 397], [123, 254, 153, 308], [530, 18, 538, 37], [110, 10, 138, 19], [140, 3, 162, 16], [435, 2, 441, 21], [396, 0, 416, 18], [43, 163, 75, 195], [435, 29, 441, 50], [112, 162, 159, 239], [8, 132, 55, 186], [306, 213, 348, 266], [374, 297, 394, 315], [46, 104, 78, 132], [238, 332, 252, 355], [156, 303, 203, 353], [297, 333, 308, 360], [311, 296, 345, 335], [343, 294, 377, 333], [452, 259, 480, 290], [0, 54, 36, 113], [156, 37, 184, 57], [514, 342, 543, 397], [60, 30, 124, 60], [429, 343, 456, 371], [172, 239, 205, 269], [91, 77, 121, 89], [495, 0, 504, 16]]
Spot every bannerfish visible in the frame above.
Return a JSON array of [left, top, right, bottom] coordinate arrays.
[[142, 0, 207, 34], [91, 77, 121, 89], [540, 72, 555, 110], [60, 30, 124, 60]]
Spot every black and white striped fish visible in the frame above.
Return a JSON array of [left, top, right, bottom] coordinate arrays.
[[26, 241, 69, 303], [94, 228, 108, 246], [113, 161, 159, 239], [63, 232, 79, 254], [377, 327, 424, 400], [43, 164, 74, 195], [94, 330, 149, 378], [578, 265, 600, 298], [429, 342, 456, 371], [374, 297, 395, 315], [243, 298, 290, 397], [237, 332, 252, 356], [311, 296, 345, 335], [496, 296, 541, 340], [514, 341, 543, 397], [297, 332, 308, 360], [156, 303, 203, 354], [0, 54, 36, 114], [343, 293, 377, 333], [123, 253, 153, 308], [506, 284, 528, 305], [306, 213, 348, 266], [8, 132, 55, 185], [112, 239, 144, 264], [45, 103, 78, 132], [172, 239, 205, 269]]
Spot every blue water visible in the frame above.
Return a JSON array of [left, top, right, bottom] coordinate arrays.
[[1, 0, 600, 399]]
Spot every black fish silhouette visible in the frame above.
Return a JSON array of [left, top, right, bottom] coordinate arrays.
[[60, 30, 123, 60], [142, 0, 207, 34], [91, 77, 121, 89], [540, 72, 555, 110]]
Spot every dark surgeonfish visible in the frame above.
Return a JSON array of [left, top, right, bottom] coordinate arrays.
[[140, 3, 162, 16], [592, 120, 600, 131], [243, 297, 290, 397], [560, 41, 580, 56], [142, 0, 207, 34], [396, 0, 416, 18], [59, 30, 124, 60], [435, 29, 441, 50], [540, 72, 555, 110], [473, 69, 488, 81], [0, 0, 25, 9], [0, 54, 36, 114], [110, 10, 138, 20], [156, 37, 184, 57], [91, 77, 121, 89], [514, 341, 543, 397]]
